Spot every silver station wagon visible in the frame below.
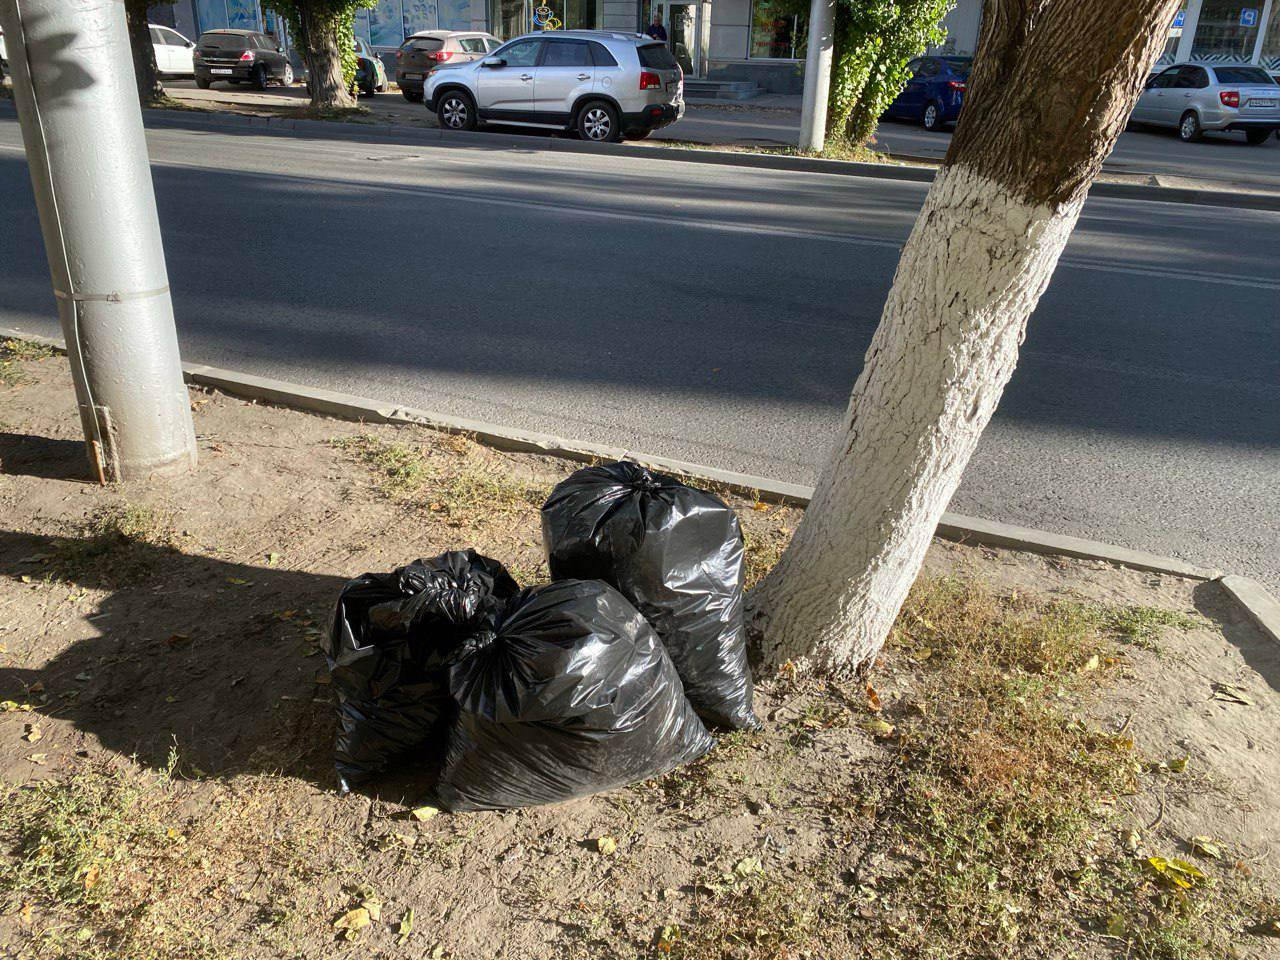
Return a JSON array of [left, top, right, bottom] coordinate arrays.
[[1131, 62, 1280, 143]]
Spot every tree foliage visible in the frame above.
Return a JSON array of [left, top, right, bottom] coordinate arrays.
[[828, 0, 953, 145]]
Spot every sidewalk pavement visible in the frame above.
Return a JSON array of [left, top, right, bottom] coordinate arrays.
[[156, 81, 1280, 196]]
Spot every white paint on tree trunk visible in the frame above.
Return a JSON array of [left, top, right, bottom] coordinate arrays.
[[748, 163, 1085, 675]]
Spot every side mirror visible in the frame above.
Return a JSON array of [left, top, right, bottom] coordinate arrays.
[[188, 41, 196, 48], [1144, 76, 1157, 89], [276, 45, 284, 53], [482, 56, 505, 68]]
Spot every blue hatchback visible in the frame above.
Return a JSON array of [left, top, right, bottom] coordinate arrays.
[[882, 56, 971, 131]]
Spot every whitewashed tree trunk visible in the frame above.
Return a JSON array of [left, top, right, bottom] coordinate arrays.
[[747, 0, 1184, 676]]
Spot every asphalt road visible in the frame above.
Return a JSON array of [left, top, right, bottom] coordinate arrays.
[[159, 80, 1280, 192], [1, 116, 1277, 588]]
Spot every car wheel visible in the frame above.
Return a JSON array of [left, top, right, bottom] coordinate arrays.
[[1178, 111, 1202, 142], [1244, 128, 1271, 145], [252, 64, 269, 91], [922, 101, 944, 132], [195, 75, 211, 89], [438, 90, 476, 131], [622, 128, 652, 141], [578, 100, 621, 143], [281, 63, 294, 86], [402, 87, 424, 103]]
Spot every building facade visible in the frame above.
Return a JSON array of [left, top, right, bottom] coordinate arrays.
[[158, 0, 1280, 94]]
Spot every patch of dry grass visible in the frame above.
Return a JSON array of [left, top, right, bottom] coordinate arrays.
[[1, 338, 55, 388], [0, 757, 363, 960], [331, 432, 548, 527]]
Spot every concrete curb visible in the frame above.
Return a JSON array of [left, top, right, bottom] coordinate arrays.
[[6, 99, 1274, 213], [10, 324, 1276, 647], [1219, 575, 1280, 646]]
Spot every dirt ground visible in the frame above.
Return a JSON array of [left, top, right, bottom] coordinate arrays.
[[1, 345, 1277, 960]]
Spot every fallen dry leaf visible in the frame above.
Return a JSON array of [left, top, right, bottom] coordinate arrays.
[[1189, 836, 1223, 859], [22, 724, 41, 743], [857, 718, 895, 739], [595, 836, 618, 855], [333, 907, 371, 940], [410, 804, 440, 822], [82, 864, 100, 891]]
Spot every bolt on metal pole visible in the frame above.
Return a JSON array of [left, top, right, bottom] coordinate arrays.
[[0, 0, 197, 481], [798, 0, 835, 153]]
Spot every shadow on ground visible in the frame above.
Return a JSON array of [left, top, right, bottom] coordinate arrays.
[[1191, 580, 1280, 694], [0, 529, 435, 796]]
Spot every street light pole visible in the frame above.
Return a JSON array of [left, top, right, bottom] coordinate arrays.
[[798, 0, 835, 152], [0, 0, 197, 481]]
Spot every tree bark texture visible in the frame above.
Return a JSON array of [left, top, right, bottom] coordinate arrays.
[[125, 4, 164, 104], [747, 0, 1184, 677], [299, 8, 355, 111]]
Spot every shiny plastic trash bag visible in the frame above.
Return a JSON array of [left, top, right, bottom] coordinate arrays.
[[540, 462, 759, 730], [435, 579, 714, 811], [326, 550, 519, 786]]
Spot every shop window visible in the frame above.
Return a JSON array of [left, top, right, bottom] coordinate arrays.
[[1261, 4, 1280, 68], [1191, 0, 1262, 62], [749, 0, 808, 60], [1158, 0, 1188, 64], [491, 0, 528, 38]]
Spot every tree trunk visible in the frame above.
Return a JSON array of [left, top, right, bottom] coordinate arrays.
[[747, 0, 1183, 677], [125, 4, 164, 104], [299, 7, 355, 111]]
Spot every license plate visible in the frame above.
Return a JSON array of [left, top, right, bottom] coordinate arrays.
[[403, 72, 422, 80], [1248, 98, 1277, 107], [211, 68, 232, 75]]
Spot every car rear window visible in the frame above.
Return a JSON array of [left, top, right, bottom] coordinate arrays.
[[408, 37, 444, 52], [942, 57, 971, 79], [1213, 66, 1276, 85], [199, 33, 248, 50], [637, 43, 678, 70]]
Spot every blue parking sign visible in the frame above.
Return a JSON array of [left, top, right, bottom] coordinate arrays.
[[1241, 7, 1258, 27], [1172, 10, 1185, 26]]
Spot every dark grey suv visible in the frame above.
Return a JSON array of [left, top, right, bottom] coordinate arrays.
[[194, 29, 294, 90]]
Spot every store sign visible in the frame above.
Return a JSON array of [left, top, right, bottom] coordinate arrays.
[[1240, 7, 1259, 28], [1172, 10, 1185, 27]]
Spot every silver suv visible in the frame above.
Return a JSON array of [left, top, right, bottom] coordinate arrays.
[[1131, 63, 1280, 144], [424, 30, 684, 143]]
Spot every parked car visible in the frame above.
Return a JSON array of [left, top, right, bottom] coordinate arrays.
[[882, 56, 970, 131], [0, 28, 7, 80], [149, 24, 195, 77], [424, 31, 684, 143], [1131, 63, 1280, 143], [395, 30, 500, 102], [193, 29, 294, 90], [353, 37, 388, 97]]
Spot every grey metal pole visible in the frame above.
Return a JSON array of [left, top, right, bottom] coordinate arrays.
[[0, 0, 197, 481], [798, 0, 835, 152]]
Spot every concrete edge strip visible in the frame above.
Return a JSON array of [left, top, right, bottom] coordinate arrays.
[[7, 326, 1276, 641], [6, 100, 1273, 213], [1219, 576, 1280, 647]]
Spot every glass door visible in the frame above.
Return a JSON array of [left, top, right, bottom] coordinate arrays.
[[655, 0, 698, 76]]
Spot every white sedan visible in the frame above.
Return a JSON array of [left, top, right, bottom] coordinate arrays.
[[150, 23, 195, 77]]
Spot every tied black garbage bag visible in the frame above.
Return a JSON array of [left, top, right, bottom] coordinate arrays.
[[435, 579, 713, 811], [327, 550, 519, 786], [540, 462, 760, 730]]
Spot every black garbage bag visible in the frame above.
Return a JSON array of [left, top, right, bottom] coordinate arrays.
[[435, 579, 714, 811], [540, 462, 760, 730], [326, 550, 519, 786]]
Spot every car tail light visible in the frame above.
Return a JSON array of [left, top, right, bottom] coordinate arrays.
[[239, 49, 255, 61], [1220, 89, 1240, 107], [429, 51, 454, 61], [640, 70, 661, 90], [947, 80, 966, 90]]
